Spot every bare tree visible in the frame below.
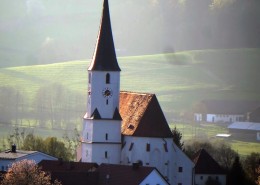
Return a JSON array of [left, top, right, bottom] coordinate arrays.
[[0, 159, 61, 185]]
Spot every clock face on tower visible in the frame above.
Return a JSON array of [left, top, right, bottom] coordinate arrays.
[[102, 87, 113, 98]]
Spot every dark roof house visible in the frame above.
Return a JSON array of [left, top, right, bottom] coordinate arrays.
[[39, 160, 169, 185], [192, 148, 225, 175]]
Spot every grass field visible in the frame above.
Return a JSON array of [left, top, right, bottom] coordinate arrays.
[[0, 48, 260, 155]]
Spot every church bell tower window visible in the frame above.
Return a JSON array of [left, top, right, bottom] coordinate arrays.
[[106, 73, 110, 84]]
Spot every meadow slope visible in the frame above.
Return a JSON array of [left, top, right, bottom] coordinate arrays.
[[1, 48, 260, 120]]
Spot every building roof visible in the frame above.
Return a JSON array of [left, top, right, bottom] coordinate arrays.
[[198, 100, 260, 114], [120, 91, 173, 138], [39, 160, 99, 185], [39, 160, 98, 172], [0, 150, 37, 160], [192, 149, 225, 175], [228, 122, 260, 131], [88, 0, 120, 71], [97, 163, 159, 185], [39, 161, 168, 185]]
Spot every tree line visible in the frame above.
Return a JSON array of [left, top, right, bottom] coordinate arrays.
[[0, 84, 85, 130], [172, 127, 260, 185]]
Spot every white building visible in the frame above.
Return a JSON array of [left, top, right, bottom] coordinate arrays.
[[0, 144, 57, 171], [192, 149, 226, 185], [79, 0, 194, 184]]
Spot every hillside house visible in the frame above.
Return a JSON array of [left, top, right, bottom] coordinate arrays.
[[228, 122, 260, 141], [194, 100, 259, 123], [78, 0, 194, 185], [192, 149, 226, 185], [0, 144, 57, 171]]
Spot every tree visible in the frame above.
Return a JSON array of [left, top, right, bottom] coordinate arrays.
[[256, 166, 260, 185], [0, 159, 61, 185], [5, 128, 73, 161], [228, 156, 246, 185], [243, 152, 260, 184], [171, 126, 184, 150], [184, 140, 237, 170], [44, 137, 72, 161]]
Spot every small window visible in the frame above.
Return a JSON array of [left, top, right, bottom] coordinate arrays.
[[105, 133, 108, 140], [106, 73, 110, 84], [178, 167, 183, 172], [88, 73, 91, 83], [178, 183, 182, 185], [216, 176, 219, 180], [164, 143, 168, 152], [106, 99, 108, 105], [105, 151, 108, 158], [146, 143, 150, 152], [129, 143, 134, 151], [200, 176, 203, 180]]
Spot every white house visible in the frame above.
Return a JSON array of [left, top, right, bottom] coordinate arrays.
[[79, 1, 195, 185], [0, 144, 57, 171], [192, 149, 226, 185], [194, 100, 259, 123]]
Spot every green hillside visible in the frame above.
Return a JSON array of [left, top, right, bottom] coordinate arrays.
[[0, 48, 260, 122]]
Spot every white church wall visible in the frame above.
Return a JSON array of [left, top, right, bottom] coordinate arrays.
[[82, 143, 121, 164], [83, 119, 121, 142], [121, 136, 194, 185]]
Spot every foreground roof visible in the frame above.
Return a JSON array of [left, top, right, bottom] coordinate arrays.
[[98, 163, 158, 185], [0, 150, 37, 160], [39, 161, 168, 185], [88, 0, 120, 71], [192, 149, 225, 174], [120, 91, 173, 138]]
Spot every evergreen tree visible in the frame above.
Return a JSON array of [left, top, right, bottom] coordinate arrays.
[[171, 126, 184, 150]]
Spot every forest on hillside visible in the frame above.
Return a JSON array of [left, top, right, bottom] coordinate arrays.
[[0, 0, 259, 67]]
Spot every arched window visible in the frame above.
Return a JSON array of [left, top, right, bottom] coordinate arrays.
[[106, 73, 110, 84]]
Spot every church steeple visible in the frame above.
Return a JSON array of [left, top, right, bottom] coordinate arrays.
[[88, 0, 120, 71]]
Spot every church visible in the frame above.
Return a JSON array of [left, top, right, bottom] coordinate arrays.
[[78, 0, 194, 184]]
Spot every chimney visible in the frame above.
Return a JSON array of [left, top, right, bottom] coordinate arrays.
[[11, 144, 16, 153]]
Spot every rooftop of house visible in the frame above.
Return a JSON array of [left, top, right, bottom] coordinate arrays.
[[192, 148, 226, 175], [39, 160, 167, 185], [0, 146, 37, 160], [119, 91, 173, 138], [228, 122, 260, 131], [97, 163, 163, 185]]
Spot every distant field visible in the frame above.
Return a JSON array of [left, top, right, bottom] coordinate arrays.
[[0, 48, 260, 154]]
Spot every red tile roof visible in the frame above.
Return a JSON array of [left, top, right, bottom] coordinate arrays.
[[120, 91, 173, 138], [192, 149, 226, 174]]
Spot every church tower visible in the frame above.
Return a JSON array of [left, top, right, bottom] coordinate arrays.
[[81, 0, 122, 164]]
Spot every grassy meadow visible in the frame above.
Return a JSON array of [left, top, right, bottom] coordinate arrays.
[[0, 48, 260, 155]]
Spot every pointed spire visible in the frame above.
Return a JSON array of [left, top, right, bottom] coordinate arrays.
[[113, 107, 122, 120], [90, 108, 102, 119], [88, 0, 121, 71]]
